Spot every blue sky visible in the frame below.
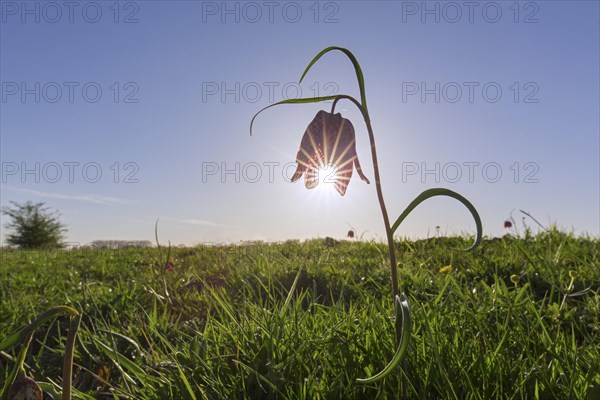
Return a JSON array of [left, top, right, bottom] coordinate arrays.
[[1, 1, 598, 246]]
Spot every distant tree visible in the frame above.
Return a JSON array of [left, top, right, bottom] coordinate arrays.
[[2, 201, 67, 249]]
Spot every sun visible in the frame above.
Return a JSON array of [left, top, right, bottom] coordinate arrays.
[[315, 164, 340, 193], [299, 163, 342, 208]]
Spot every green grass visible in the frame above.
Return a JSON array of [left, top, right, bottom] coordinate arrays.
[[1, 229, 599, 399]]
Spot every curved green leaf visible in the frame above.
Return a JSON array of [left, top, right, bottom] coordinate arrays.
[[357, 293, 412, 383], [249, 95, 340, 136], [1, 332, 33, 400], [299, 46, 368, 109], [0, 306, 79, 351], [390, 188, 482, 252]]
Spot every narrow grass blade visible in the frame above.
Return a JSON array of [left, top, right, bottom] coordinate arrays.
[[93, 338, 161, 385], [38, 382, 96, 400], [155, 219, 163, 261], [357, 293, 412, 383], [280, 268, 302, 316], [233, 360, 286, 398], [298, 46, 368, 109], [390, 188, 482, 251], [97, 329, 142, 353], [519, 209, 548, 232], [176, 364, 197, 400]]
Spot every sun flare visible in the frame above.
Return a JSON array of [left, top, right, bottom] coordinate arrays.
[[315, 164, 340, 192]]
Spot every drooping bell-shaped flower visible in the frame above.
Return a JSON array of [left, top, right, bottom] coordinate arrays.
[[291, 110, 370, 195], [7, 374, 42, 400]]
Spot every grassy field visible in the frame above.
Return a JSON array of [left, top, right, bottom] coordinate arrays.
[[1, 230, 599, 399]]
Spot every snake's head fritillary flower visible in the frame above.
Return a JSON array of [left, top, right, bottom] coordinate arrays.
[[291, 110, 370, 195], [8, 374, 42, 400]]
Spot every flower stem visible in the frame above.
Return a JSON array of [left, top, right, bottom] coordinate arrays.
[[332, 95, 406, 397], [331, 95, 400, 338]]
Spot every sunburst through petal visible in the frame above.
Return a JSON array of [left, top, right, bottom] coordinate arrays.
[[291, 110, 370, 196]]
